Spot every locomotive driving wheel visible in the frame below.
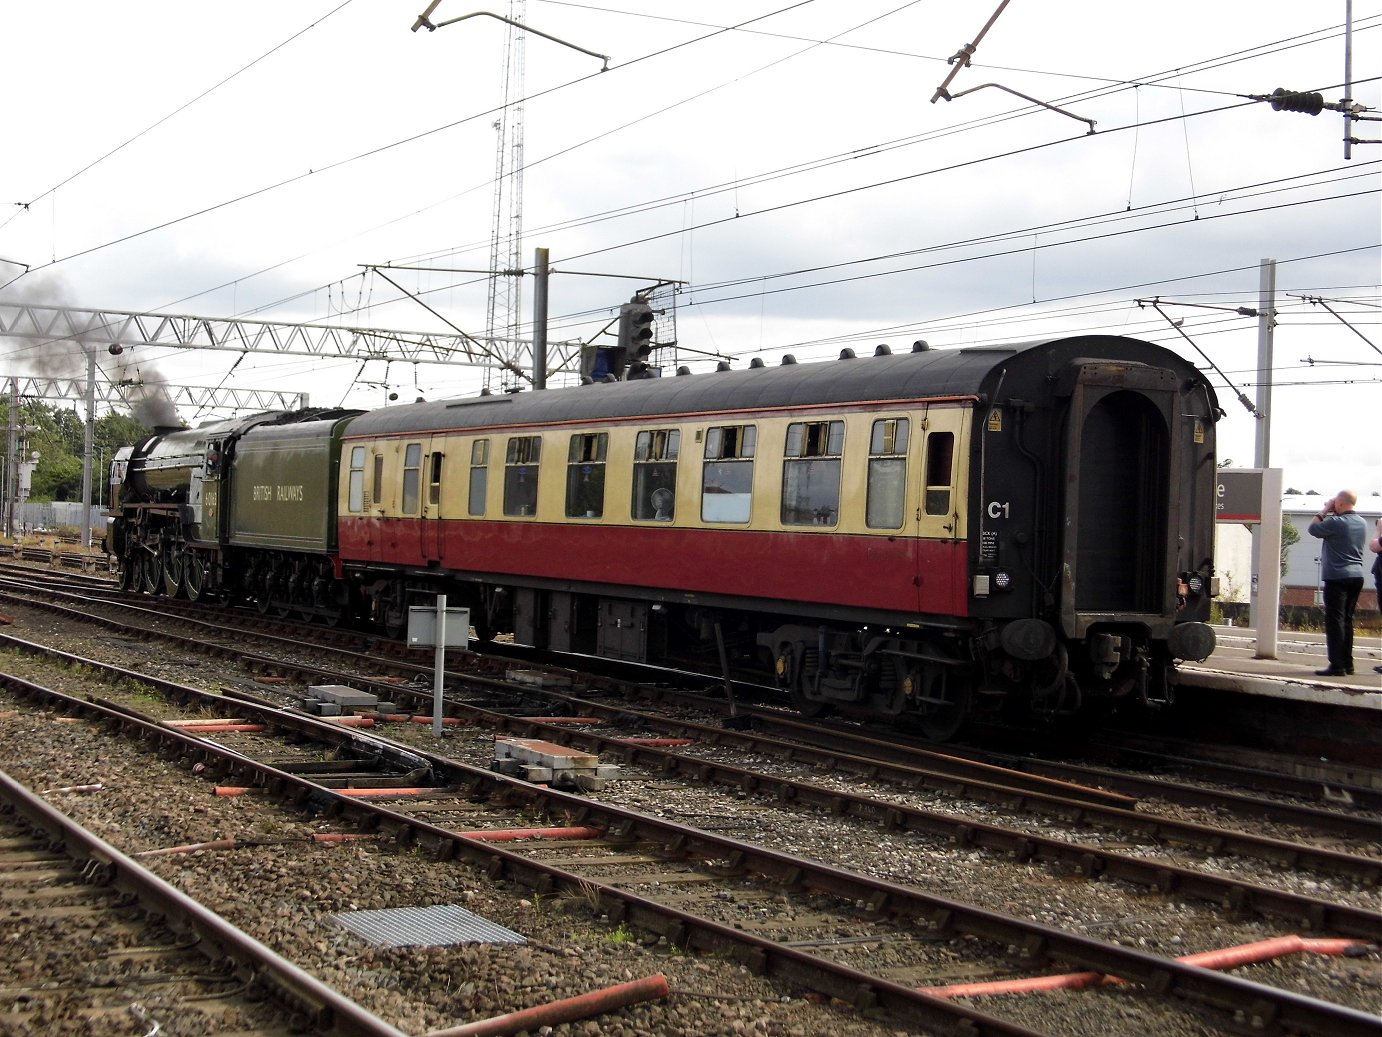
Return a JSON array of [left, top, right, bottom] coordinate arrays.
[[139, 549, 163, 595], [182, 550, 207, 602], [161, 543, 184, 598]]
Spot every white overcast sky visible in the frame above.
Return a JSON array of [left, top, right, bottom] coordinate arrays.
[[0, 1, 1379, 497]]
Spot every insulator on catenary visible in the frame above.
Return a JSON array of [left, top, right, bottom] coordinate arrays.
[[1269, 88, 1325, 115]]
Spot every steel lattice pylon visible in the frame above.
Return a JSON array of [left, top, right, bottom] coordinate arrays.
[[484, 0, 527, 393]]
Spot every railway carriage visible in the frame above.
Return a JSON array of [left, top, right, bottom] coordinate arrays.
[[333, 334, 1220, 736], [110, 334, 1219, 736]]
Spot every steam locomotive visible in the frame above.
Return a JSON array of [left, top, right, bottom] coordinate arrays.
[[108, 334, 1220, 737]]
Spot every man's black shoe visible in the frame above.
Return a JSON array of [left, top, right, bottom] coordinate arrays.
[[1315, 668, 1346, 677], [1374, 664, 1382, 674]]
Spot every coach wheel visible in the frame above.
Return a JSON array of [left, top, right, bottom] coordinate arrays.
[[162, 544, 185, 598], [786, 645, 833, 719], [910, 666, 969, 742], [382, 604, 407, 640], [183, 551, 207, 602], [917, 699, 967, 742], [379, 581, 408, 639]]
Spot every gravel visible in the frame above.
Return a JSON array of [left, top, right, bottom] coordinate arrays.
[[0, 594, 1378, 1037]]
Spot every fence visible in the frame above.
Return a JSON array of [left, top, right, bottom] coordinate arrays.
[[9, 501, 106, 537]]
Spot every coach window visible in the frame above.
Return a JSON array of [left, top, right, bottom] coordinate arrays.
[[372, 454, 384, 511], [866, 418, 909, 529], [782, 420, 844, 526], [702, 424, 755, 523], [428, 451, 443, 508], [468, 439, 488, 516], [632, 429, 679, 521], [924, 431, 955, 515], [402, 443, 423, 514], [566, 432, 608, 518], [503, 435, 541, 517], [348, 446, 366, 513]]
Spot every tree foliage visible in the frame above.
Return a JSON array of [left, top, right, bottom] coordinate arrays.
[[11, 400, 152, 503], [1280, 515, 1300, 578]]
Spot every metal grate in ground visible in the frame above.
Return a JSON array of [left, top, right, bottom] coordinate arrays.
[[334, 903, 527, 947]]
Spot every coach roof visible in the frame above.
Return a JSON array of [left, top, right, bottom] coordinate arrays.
[[342, 335, 1212, 438]]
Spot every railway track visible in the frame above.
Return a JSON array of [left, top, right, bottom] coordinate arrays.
[[4, 573, 1379, 881], [0, 596, 1377, 1034], [0, 572, 1376, 1034], [0, 767, 406, 1037], [0, 544, 111, 574]]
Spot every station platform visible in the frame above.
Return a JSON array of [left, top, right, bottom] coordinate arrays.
[[1181, 626, 1382, 712], [1164, 626, 1379, 764]]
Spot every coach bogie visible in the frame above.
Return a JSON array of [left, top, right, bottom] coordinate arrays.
[[766, 624, 977, 731]]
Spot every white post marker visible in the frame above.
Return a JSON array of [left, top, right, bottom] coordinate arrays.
[[433, 593, 447, 736], [407, 598, 469, 737]]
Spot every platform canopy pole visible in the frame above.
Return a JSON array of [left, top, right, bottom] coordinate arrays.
[[1254, 468, 1284, 659]]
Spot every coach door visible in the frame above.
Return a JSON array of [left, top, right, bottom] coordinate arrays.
[[419, 439, 446, 564], [864, 414, 964, 614], [1059, 363, 1178, 637], [916, 411, 967, 615]]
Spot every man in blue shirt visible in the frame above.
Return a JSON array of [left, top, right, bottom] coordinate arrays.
[[1307, 490, 1368, 677]]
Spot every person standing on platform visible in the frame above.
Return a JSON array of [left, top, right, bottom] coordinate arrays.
[[1307, 490, 1367, 677], [1371, 517, 1382, 675]]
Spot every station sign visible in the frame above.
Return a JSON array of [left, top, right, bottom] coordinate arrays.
[[1216, 469, 1264, 523], [407, 605, 471, 648]]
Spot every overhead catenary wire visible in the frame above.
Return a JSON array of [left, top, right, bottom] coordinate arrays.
[[0, 0, 825, 296], [2, 4, 1377, 425], [0, 0, 361, 239], [1294, 293, 1382, 355], [390, 19, 1381, 273], [5, 8, 1373, 310]]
